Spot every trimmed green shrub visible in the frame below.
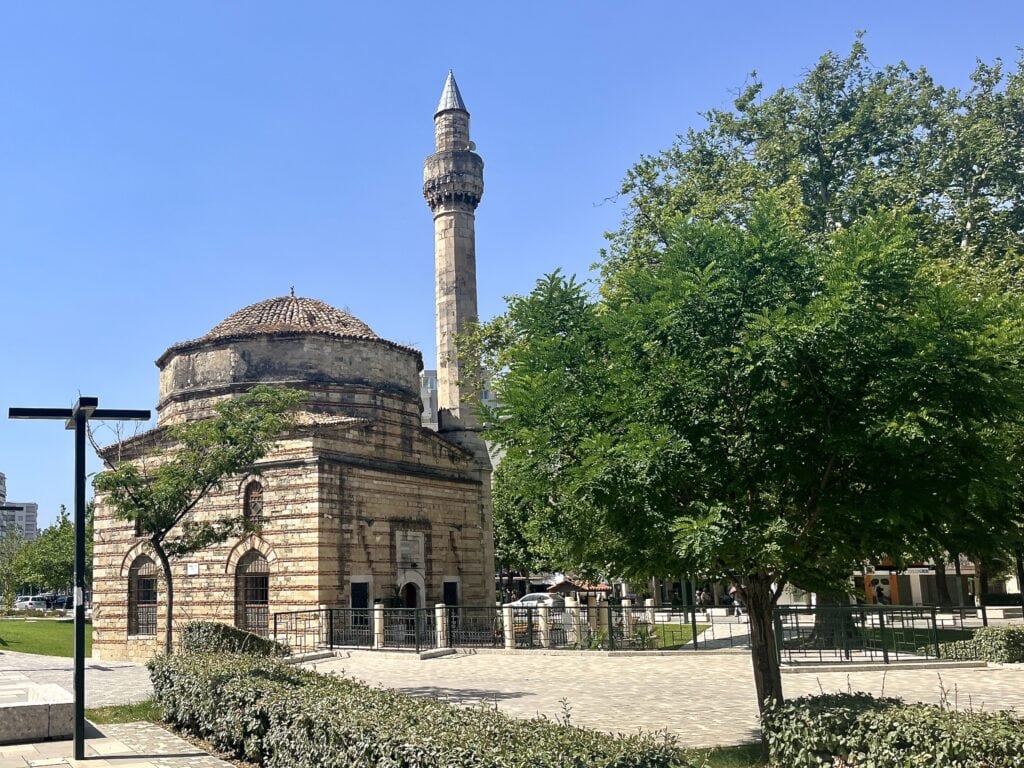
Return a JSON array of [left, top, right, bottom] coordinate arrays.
[[177, 620, 290, 657], [149, 653, 690, 767], [930, 625, 1024, 663], [763, 692, 1024, 767]]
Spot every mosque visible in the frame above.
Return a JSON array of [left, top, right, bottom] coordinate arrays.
[[91, 73, 495, 660]]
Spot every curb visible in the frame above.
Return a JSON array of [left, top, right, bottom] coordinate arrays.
[[782, 660, 988, 674]]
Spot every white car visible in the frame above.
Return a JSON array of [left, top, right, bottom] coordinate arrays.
[[13, 596, 48, 611], [506, 593, 565, 608]]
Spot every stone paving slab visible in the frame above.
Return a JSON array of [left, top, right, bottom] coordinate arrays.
[[307, 649, 1024, 748], [0, 652, 151, 707], [0, 723, 230, 767]]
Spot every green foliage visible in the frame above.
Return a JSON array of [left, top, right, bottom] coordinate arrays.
[[178, 620, 290, 657], [95, 386, 303, 558], [932, 624, 1024, 663], [607, 36, 1024, 279], [149, 652, 691, 768], [15, 507, 75, 594], [762, 693, 1024, 767], [0, 527, 26, 611]]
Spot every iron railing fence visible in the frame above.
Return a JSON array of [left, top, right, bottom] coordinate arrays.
[[447, 606, 504, 648], [773, 605, 947, 664]]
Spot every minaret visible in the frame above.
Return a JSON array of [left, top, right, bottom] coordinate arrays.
[[423, 70, 484, 427]]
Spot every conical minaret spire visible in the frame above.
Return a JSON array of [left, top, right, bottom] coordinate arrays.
[[436, 70, 467, 115], [423, 71, 484, 425]]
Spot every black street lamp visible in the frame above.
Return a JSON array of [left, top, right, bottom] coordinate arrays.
[[9, 397, 150, 760]]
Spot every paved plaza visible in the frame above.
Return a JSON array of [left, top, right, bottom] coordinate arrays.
[[308, 649, 1024, 748], [0, 651, 151, 708]]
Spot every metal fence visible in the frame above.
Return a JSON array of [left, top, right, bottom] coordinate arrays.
[[773, 605, 951, 663], [273, 607, 435, 654]]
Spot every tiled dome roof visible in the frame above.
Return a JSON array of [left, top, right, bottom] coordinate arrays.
[[202, 295, 378, 341]]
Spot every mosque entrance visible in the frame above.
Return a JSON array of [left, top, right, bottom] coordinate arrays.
[[400, 582, 419, 608]]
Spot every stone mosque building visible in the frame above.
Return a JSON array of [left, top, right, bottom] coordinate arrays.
[[92, 73, 495, 660]]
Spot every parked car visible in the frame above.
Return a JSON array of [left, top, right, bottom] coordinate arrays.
[[50, 595, 73, 611], [506, 593, 564, 608], [13, 596, 48, 611]]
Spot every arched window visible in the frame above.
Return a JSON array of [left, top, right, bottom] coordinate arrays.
[[127, 555, 158, 636], [244, 481, 264, 523], [235, 550, 269, 636]]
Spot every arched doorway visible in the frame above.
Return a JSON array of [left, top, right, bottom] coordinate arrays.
[[400, 582, 419, 608], [235, 550, 270, 636]]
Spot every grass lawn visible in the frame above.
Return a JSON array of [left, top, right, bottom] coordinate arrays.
[[0, 618, 92, 657], [86, 698, 163, 725], [654, 622, 710, 650], [685, 745, 765, 767]]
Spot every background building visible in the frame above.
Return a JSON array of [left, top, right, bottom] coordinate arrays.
[[0, 473, 39, 541]]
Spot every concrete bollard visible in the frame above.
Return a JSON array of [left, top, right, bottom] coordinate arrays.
[[645, 597, 656, 626], [503, 605, 515, 649], [373, 604, 385, 649], [538, 604, 551, 648], [435, 603, 448, 648]]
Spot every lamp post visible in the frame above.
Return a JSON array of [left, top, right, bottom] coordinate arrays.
[[9, 397, 150, 760]]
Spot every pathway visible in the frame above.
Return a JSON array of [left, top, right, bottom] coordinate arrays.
[[0, 723, 231, 767], [0, 651, 151, 707]]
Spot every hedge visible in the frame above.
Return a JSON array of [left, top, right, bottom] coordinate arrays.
[[177, 620, 290, 657], [149, 653, 690, 767], [763, 692, 1024, 767], [931, 624, 1024, 664]]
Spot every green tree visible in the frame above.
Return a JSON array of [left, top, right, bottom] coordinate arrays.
[[93, 385, 302, 654], [477, 204, 1024, 712], [17, 507, 75, 595], [607, 36, 1024, 279], [0, 527, 27, 611]]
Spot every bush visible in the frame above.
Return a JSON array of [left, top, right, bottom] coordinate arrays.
[[763, 692, 1024, 767], [149, 653, 690, 767], [932, 625, 1024, 663], [178, 621, 290, 657]]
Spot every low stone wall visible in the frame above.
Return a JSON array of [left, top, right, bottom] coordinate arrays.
[[0, 680, 73, 744]]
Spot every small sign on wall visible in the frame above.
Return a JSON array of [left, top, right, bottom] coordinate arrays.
[[186, 563, 199, 576]]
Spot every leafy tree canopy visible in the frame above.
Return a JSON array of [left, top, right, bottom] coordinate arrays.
[[606, 35, 1024, 281]]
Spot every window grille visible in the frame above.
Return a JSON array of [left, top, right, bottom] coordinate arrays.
[[127, 555, 158, 636], [244, 481, 265, 523], [235, 550, 270, 636]]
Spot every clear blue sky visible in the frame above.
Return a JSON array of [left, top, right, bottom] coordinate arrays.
[[2, 3, 1022, 527]]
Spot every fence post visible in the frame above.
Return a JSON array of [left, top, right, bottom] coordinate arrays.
[[373, 604, 385, 649], [273, 612, 279, 642], [645, 597, 656, 626], [328, 608, 335, 651], [538, 604, 551, 648], [526, 608, 535, 648], [772, 609, 785, 666], [435, 604, 447, 649], [587, 594, 598, 633], [930, 605, 941, 659], [606, 602, 615, 650], [981, 604, 989, 627], [564, 596, 578, 645], [503, 605, 515, 649], [878, 608, 890, 664], [622, 598, 634, 646], [597, 598, 609, 644]]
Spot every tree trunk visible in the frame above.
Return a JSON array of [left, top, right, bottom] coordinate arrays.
[[977, 559, 990, 606], [744, 574, 784, 714], [953, 554, 964, 606], [933, 557, 953, 607], [1015, 547, 1024, 610], [153, 539, 174, 655]]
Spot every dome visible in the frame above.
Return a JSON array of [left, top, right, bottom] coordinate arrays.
[[203, 295, 378, 342]]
